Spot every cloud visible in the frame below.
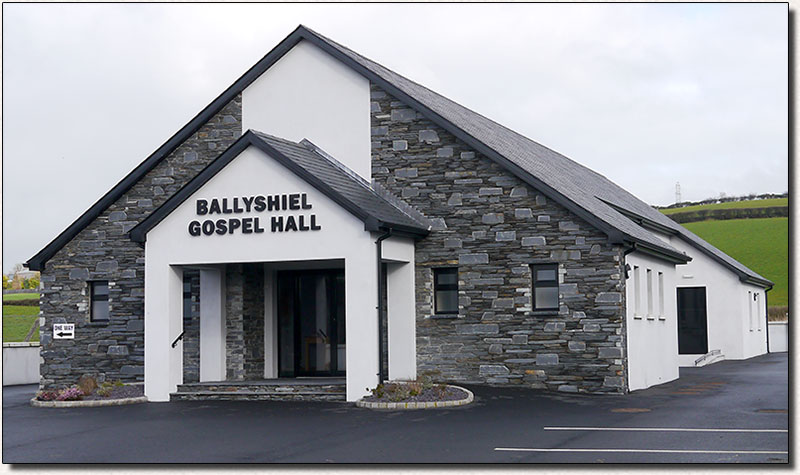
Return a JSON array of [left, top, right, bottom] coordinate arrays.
[[2, 3, 787, 272]]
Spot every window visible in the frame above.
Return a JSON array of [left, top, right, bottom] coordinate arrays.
[[532, 264, 559, 311], [658, 272, 665, 319], [90, 281, 109, 322], [433, 268, 458, 315], [755, 293, 762, 331], [646, 269, 653, 318], [183, 278, 193, 322], [633, 266, 641, 316]]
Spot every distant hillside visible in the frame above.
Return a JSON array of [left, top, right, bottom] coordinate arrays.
[[682, 218, 788, 307], [660, 198, 788, 224]]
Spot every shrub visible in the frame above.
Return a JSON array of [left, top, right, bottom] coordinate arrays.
[[388, 384, 411, 402], [36, 390, 58, 401], [56, 387, 84, 401], [434, 383, 449, 399], [407, 381, 423, 396], [369, 383, 385, 399], [77, 375, 98, 395]]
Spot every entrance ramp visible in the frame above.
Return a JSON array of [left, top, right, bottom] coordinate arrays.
[[694, 349, 724, 367], [171, 378, 346, 402]]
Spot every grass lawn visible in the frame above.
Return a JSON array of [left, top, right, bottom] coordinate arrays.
[[3, 292, 40, 302], [3, 305, 40, 316], [3, 315, 39, 342], [661, 197, 787, 215], [684, 217, 788, 306]]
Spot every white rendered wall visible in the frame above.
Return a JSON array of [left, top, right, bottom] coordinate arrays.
[[625, 251, 680, 391], [144, 263, 183, 401], [383, 236, 416, 381], [2, 343, 40, 386], [242, 40, 372, 180], [665, 235, 768, 364], [768, 322, 788, 353], [199, 268, 226, 382], [144, 145, 380, 401]]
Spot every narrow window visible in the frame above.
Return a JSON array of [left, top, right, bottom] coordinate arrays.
[[90, 281, 109, 322], [748, 291, 753, 331], [646, 269, 653, 318], [433, 268, 458, 315], [658, 272, 665, 318], [532, 264, 559, 311], [633, 266, 641, 316], [755, 293, 762, 331], [183, 278, 193, 322]]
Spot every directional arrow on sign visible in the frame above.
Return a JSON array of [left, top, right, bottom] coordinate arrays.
[[57, 332, 73, 338]]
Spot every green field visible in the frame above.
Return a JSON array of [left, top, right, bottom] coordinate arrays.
[[661, 198, 787, 215], [2, 292, 40, 302], [3, 305, 39, 316], [3, 315, 39, 342], [683, 217, 788, 306]]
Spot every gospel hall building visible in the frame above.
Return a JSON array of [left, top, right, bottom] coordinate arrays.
[[28, 26, 772, 402]]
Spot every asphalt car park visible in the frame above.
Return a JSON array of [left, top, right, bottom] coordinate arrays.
[[2, 352, 788, 463]]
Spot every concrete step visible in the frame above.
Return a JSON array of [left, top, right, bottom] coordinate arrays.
[[170, 390, 346, 402], [171, 379, 346, 402]]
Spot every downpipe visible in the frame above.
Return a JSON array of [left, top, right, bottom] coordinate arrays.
[[375, 228, 393, 383]]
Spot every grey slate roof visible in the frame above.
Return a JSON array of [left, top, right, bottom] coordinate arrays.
[[304, 27, 772, 286], [252, 131, 431, 233], [129, 130, 430, 242]]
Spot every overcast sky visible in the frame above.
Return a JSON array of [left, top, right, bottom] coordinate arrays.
[[2, 3, 788, 273]]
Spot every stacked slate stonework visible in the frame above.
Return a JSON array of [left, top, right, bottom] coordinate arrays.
[[370, 84, 627, 393], [37, 97, 242, 390]]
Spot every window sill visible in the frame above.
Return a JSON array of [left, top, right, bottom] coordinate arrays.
[[646, 316, 655, 321], [429, 314, 464, 320], [529, 310, 560, 317], [86, 322, 110, 327], [658, 316, 666, 321], [633, 315, 643, 320]]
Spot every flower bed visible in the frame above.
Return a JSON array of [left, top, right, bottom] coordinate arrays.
[[31, 377, 146, 408], [357, 372, 473, 410]]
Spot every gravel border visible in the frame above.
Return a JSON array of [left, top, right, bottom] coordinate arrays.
[[356, 385, 473, 410], [30, 396, 148, 408]]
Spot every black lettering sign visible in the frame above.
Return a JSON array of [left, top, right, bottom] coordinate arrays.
[[254, 196, 266, 212], [209, 199, 221, 214], [271, 216, 283, 232], [190, 194, 321, 236]]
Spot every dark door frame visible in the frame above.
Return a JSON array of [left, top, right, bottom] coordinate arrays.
[[677, 286, 709, 355], [277, 269, 345, 377]]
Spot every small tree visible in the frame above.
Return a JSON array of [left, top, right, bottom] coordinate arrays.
[[27, 277, 40, 290], [2, 275, 9, 290]]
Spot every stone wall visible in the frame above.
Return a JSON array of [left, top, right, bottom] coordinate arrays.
[[182, 270, 201, 384], [38, 96, 242, 390], [225, 263, 266, 381], [370, 85, 628, 394], [225, 264, 245, 381], [243, 264, 265, 379]]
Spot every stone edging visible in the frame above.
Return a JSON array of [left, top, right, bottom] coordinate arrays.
[[355, 385, 473, 410], [30, 396, 148, 408]]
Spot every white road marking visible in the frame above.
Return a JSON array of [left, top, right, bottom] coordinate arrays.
[[544, 426, 788, 433], [495, 448, 788, 455]]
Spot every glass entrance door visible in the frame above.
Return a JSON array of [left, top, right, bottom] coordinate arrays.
[[277, 269, 345, 377]]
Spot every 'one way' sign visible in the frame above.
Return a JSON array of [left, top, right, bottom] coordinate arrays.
[[53, 324, 75, 339]]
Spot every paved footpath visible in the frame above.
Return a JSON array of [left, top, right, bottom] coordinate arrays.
[[3, 353, 788, 463]]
